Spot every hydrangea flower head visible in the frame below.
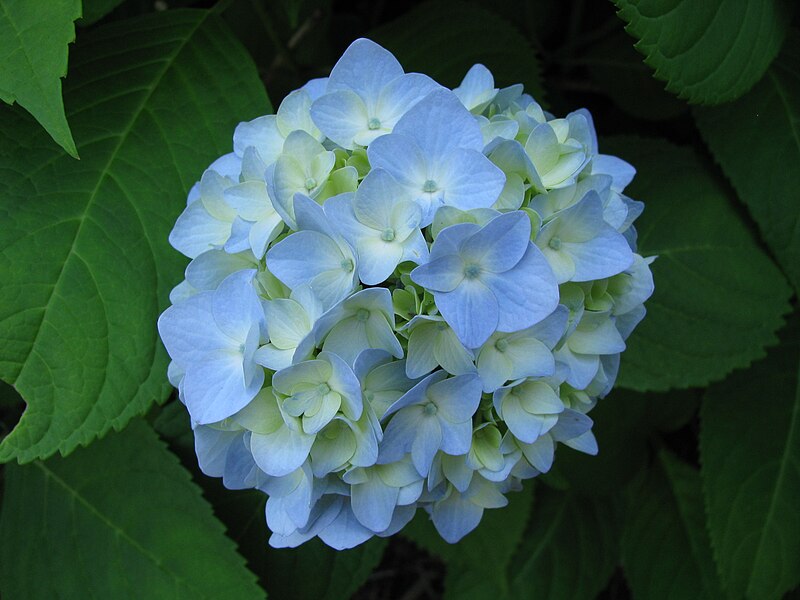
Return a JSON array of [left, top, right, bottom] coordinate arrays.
[[159, 38, 654, 550]]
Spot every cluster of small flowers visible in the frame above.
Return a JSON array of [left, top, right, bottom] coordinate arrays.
[[158, 38, 654, 550]]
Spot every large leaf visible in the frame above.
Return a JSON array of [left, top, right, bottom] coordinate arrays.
[[506, 488, 621, 599], [603, 136, 792, 391], [622, 450, 724, 599], [700, 318, 800, 598], [403, 482, 534, 598], [585, 30, 687, 122], [555, 388, 698, 494], [614, 0, 794, 105], [0, 9, 270, 463], [695, 31, 800, 291], [80, 0, 127, 25], [264, 538, 387, 600], [0, 420, 265, 599], [0, 0, 80, 156], [370, 0, 544, 100]]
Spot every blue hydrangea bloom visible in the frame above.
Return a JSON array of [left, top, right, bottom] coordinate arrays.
[[159, 38, 655, 550]]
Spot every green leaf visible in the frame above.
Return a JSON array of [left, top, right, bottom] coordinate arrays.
[[0, 420, 265, 599], [404, 482, 534, 597], [700, 318, 800, 598], [371, 0, 544, 100], [264, 538, 387, 600], [614, 0, 794, 105], [603, 136, 792, 391], [622, 450, 724, 599], [79, 0, 126, 26], [695, 31, 800, 291], [585, 30, 687, 121], [506, 488, 621, 600], [0, 0, 80, 157], [0, 9, 270, 464], [557, 391, 652, 493], [548, 388, 698, 496]]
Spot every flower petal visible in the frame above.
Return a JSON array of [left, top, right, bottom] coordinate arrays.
[[483, 244, 559, 333], [435, 279, 499, 348], [459, 211, 530, 273], [251, 427, 315, 477], [410, 254, 466, 292], [351, 474, 400, 532], [327, 38, 404, 100], [393, 89, 483, 157], [310, 89, 369, 150]]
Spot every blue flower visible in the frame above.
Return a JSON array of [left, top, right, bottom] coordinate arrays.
[[411, 211, 559, 348], [325, 168, 428, 284], [297, 287, 403, 365], [431, 476, 508, 543], [379, 371, 482, 476], [535, 191, 634, 283], [310, 38, 441, 149], [368, 89, 507, 225], [272, 350, 363, 435], [267, 194, 358, 310], [157, 270, 265, 424]]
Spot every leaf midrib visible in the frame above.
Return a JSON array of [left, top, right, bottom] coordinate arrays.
[[744, 356, 800, 596], [509, 498, 568, 593], [11, 10, 209, 390], [35, 459, 218, 598], [660, 456, 721, 598]]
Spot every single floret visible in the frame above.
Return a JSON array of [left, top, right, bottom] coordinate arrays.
[[157, 270, 266, 424], [411, 211, 559, 348], [368, 89, 507, 225], [310, 38, 441, 149]]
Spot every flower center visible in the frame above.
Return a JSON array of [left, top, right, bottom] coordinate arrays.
[[548, 236, 562, 251], [316, 383, 331, 396], [494, 338, 509, 353], [422, 179, 438, 193], [367, 117, 382, 130], [381, 228, 395, 242], [356, 308, 370, 322], [423, 402, 437, 416], [341, 258, 354, 272], [463, 263, 481, 279], [304, 177, 317, 191]]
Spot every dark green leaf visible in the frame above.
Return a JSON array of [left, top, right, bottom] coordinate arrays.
[[695, 31, 800, 291], [0, 0, 80, 156], [403, 482, 533, 595], [553, 388, 699, 494], [79, 0, 127, 25], [371, 0, 544, 100], [264, 537, 387, 600], [643, 389, 700, 433], [557, 390, 649, 494], [152, 399, 194, 450], [0, 379, 22, 409], [0, 420, 264, 599], [614, 0, 794, 104], [585, 30, 687, 121], [622, 450, 724, 599], [700, 318, 800, 598], [603, 136, 792, 391], [0, 9, 270, 463], [507, 488, 621, 599]]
